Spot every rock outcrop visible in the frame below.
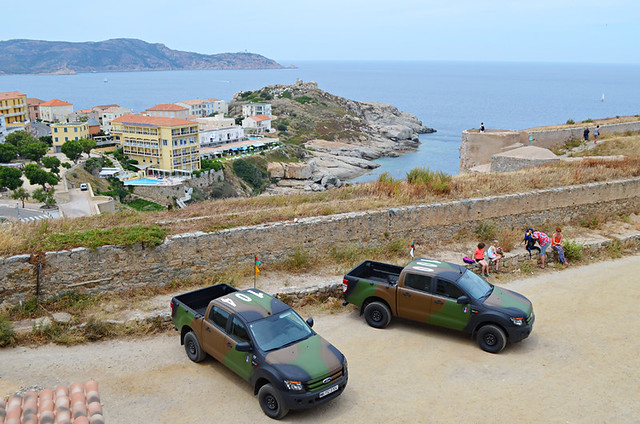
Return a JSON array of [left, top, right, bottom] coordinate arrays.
[[232, 81, 436, 193]]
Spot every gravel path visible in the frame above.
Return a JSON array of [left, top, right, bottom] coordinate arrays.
[[1, 256, 639, 423]]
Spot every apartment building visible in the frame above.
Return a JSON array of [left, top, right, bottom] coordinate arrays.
[[51, 121, 90, 153], [242, 102, 272, 118], [176, 98, 228, 118], [196, 116, 244, 147], [0, 91, 29, 132], [101, 106, 133, 133], [145, 103, 189, 120], [111, 114, 200, 174], [0, 114, 6, 143], [40, 99, 73, 122]]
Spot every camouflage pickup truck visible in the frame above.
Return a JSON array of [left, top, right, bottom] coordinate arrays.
[[342, 258, 534, 353], [171, 284, 348, 419]]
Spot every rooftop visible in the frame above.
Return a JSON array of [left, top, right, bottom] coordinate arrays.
[[146, 103, 188, 112], [0, 91, 26, 99], [40, 99, 72, 107], [26, 98, 44, 105], [113, 114, 195, 127], [250, 114, 271, 122]]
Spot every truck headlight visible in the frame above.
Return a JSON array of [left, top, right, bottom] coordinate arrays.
[[510, 317, 524, 326], [284, 380, 304, 391]]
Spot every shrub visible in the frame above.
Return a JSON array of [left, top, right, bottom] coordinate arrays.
[[406, 167, 452, 194], [232, 159, 269, 192], [582, 119, 593, 123], [563, 240, 584, 261], [566, 119, 575, 125], [281, 91, 292, 99], [0, 315, 16, 347], [295, 96, 316, 104], [605, 240, 623, 258], [475, 221, 497, 241], [286, 247, 309, 270]]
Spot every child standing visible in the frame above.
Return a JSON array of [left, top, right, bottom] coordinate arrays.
[[475, 242, 490, 277]]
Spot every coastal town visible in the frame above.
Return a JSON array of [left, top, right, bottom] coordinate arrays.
[[0, 89, 283, 220]]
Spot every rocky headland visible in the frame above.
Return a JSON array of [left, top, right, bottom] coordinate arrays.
[[229, 80, 435, 193], [0, 39, 284, 74]]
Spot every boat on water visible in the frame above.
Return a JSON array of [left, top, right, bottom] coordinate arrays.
[[601, 93, 605, 102]]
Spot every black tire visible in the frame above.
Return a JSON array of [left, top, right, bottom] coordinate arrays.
[[258, 383, 289, 420], [184, 331, 207, 362], [364, 301, 392, 329], [477, 324, 507, 353]]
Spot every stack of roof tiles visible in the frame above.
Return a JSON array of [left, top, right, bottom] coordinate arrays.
[[0, 381, 104, 424]]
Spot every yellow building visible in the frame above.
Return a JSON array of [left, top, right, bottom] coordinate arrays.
[[51, 122, 90, 153], [111, 115, 200, 174], [0, 91, 29, 131]]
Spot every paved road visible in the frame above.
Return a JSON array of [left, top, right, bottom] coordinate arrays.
[[57, 188, 94, 218], [1, 256, 639, 423]]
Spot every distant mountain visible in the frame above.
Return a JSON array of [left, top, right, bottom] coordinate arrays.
[[0, 38, 284, 75]]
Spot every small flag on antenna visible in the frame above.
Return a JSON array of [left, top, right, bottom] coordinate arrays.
[[410, 241, 415, 258], [255, 256, 261, 275]]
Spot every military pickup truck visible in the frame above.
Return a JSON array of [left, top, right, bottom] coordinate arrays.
[[171, 284, 348, 419], [342, 258, 534, 353]]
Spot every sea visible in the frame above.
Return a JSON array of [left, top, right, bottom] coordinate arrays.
[[2, 61, 638, 181]]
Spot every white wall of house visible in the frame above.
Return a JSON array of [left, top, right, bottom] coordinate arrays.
[[40, 105, 73, 122], [242, 103, 271, 118], [102, 107, 133, 133], [0, 115, 6, 143], [242, 116, 272, 133], [199, 126, 244, 147]]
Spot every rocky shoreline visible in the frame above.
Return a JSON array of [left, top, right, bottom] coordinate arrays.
[[238, 80, 435, 193]]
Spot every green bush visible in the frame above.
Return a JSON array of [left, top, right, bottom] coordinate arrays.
[[286, 247, 309, 270], [126, 199, 166, 212], [563, 240, 584, 261], [566, 119, 575, 125], [201, 159, 223, 172], [0, 315, 16, 347], [232, 159, 268, 193], [281, 91, 292, 99], [475, 221, 497, 241], [295, 96, 316, 104], [406, 167, 452, 194]]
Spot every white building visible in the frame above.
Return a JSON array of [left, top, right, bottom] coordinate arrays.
[[39, 99, 73, 122], [102, 106, 133, 133], [242, 102, 272, 118], [196, 116, 244, 147], [176, 98, 228, 118], [242, 114, 272, 133]]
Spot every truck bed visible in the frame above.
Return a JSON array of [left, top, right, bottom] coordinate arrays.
[[172, 284, 237, 316], [346, 260, 404, 285]]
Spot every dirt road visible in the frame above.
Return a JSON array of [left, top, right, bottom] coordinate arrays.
[[2, 256, 639, 423]]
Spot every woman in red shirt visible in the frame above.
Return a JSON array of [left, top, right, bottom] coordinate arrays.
[[474, 242, 490, 277]]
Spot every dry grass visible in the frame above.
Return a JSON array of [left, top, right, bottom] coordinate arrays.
[[1, 157, 640, 257]]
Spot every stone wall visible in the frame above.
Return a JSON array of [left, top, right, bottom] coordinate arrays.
[[1, 177, 640, 309], [460, 120, 640, 171], [131, 170, 224, 206]]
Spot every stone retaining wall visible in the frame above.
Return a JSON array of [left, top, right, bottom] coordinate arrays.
[[1, 177, 639, 309], [460, 120, 640, 171]]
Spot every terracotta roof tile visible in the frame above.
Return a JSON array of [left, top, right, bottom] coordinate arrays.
[[93, 104, 119, 111], [113, 114, 195, 127], [146, 103, 188, 111], [206, 98, 220, 102], [0, 91, 26, 99], [40, 99, 72, 107], [178, 99, 205, 105], [0, 381, 103, 424], [26, 98, 44, 105], [251, 114, 271, 122]]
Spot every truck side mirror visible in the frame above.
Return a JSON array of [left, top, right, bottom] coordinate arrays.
[[306, 317, 314, 328], [457, 296, 470, 305], [235, 342, 252, 352]]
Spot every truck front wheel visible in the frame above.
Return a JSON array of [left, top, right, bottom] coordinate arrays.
[[477, 324, 507, 353], [364, 301, 391, 329], [258, 383, 289, 420], [184, 331, 207, 362]]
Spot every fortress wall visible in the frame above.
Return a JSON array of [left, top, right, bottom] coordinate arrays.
[[460, 121, 640, 171], [2, 177, 640, 309]]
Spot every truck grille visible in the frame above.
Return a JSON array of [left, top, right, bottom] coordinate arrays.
[[305, 367, 344, 392]]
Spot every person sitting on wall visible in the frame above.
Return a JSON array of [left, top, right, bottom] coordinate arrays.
[[474, 242, 490, 277], [487, 240, 504, 273], [551, 227, 569, 265], [523, 228, 541, 258]]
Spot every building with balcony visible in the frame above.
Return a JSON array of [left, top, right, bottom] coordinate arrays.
[[0, 91, 29, 132], [196, 116, 244, 147], [111, 114, 200, 174], [176, 98, 228, 118], [101, 106, 133, 133], [242, 114, 272, 133], [40, 99, 73, 122], [145, 104, 189, 120], [242, 102, 272, 118], [51, 121, 90, 153]]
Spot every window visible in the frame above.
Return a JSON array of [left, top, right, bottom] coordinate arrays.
[[64, 127, 68, 132], [435, 279, 464, 299], [54, 137, 58, 142], [162, 139, 168, 146], [210, 306, 230, 330], [404, 273, 432, 292], [74, 127, 78, 132], [231, 317, 249, 342]]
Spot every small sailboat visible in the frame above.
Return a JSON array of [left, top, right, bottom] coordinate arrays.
[[601, 93, 605, 102], [104, 78, 108, 83]]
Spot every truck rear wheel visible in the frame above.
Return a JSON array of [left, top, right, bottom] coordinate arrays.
[[184, 331, 207, 362], [364, 301, 391, 329], [258, 383, 289, 420], [477, 324, 507, 353]]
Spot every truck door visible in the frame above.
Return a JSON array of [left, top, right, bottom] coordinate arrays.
[[222, 316, 254, 382], [396, 273, 434, 323], [202, 305, 232, 361], [426, 278, 471, 331]]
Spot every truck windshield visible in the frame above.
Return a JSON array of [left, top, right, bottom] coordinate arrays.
[[249, 310, 313, 352], [457, 270, 493, 300]]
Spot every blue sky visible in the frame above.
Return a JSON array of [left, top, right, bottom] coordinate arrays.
[[3, 0, 639, 64]]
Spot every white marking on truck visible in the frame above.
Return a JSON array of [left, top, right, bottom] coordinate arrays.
[[220, 297, 237, 307], [235, 293, 252, 302], [413, 266, 435, 272], [245, 290, 264, 298]]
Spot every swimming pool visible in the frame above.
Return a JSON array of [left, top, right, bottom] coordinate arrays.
[[124, 178, 164, 186]]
